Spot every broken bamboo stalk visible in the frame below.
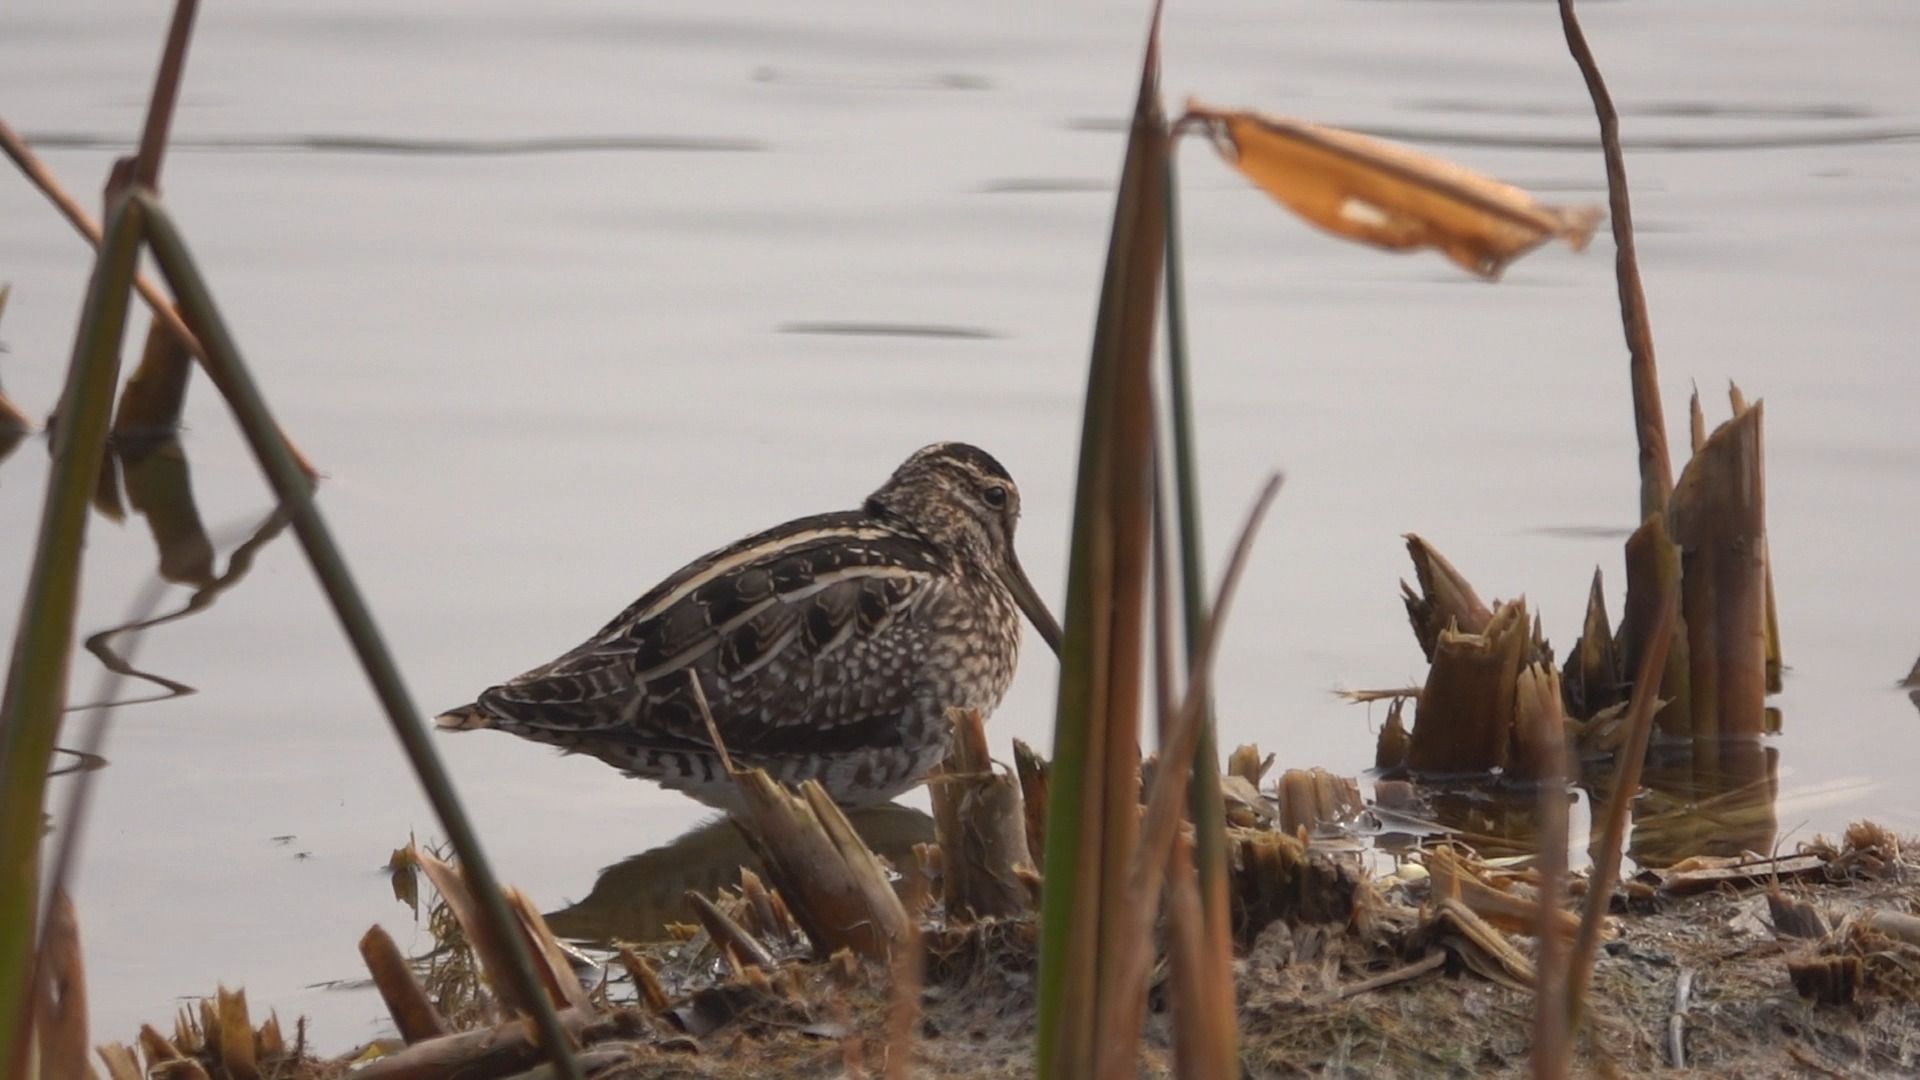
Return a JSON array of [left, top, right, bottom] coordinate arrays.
[[1668, 399, 1767, 741], [1401, 534, 1494, 661], [928, 708, 1034, 921], [1407, 600, 1530, 773], [359, 925, 450, 1044]]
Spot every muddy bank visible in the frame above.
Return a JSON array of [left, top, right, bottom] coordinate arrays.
[[112, 823, 1917, 1079]]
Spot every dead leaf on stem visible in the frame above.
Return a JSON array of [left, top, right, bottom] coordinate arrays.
[[1183, 101, 1602, 279]]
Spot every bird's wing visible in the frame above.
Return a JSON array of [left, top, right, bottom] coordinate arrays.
[[474, 513, 945, 753]]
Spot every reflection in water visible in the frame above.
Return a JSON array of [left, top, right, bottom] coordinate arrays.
[[544, 804, 933, 944], [0, 426, 299, 713], [19, 131, 766, 156], [117, 436, 216, 587], [1063, 115, 1920, 153], [1414, 781, 1563, 862], [1391, 726, 1790, 871], [75, 490, 293, 712], [1626, 741, 1779, 869]]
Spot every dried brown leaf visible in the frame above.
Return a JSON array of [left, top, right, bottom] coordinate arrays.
[[1186, 102, 1601, 279]]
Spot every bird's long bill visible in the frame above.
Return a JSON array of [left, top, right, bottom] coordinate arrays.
[[1000, 550, 1064, 658]]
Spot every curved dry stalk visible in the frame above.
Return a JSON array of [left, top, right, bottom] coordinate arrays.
[[1558, 0, 1673, 521]]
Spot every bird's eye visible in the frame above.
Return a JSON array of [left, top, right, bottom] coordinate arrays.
[[981, 485, 1009, 509]]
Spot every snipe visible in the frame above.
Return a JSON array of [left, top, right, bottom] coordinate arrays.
[[436, 442, 1061, 809]]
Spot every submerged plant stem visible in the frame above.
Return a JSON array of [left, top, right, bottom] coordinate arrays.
[[136, 195, 581, 1080]]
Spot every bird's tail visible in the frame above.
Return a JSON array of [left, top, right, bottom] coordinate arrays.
[[433, 703, 495, 731]]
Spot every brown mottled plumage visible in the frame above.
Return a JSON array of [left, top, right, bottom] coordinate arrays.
[[435, 443, 1061, 809]]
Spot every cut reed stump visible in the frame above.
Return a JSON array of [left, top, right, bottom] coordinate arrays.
[[1669, 393, 1768, 742], [1563, 568, 1619, 719], [730, 771, 913, 963], [928, 708, 1034, 920], [1509, 663, 1567, 782], [1401, 533, 1493, 660], [358, 925, 449, 1044], [1620, 512, 1691, 738], [1011, 738, 1049, 864], [1274, 768, 1362, 835], [1406, 599, 1532, 773]]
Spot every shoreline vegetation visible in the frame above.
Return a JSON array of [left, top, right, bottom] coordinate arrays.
[[5, 0, 1890, 1077]]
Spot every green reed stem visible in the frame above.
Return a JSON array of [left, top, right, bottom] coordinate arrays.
[[1161, 148, 1239, 1073], [136, 195, 581, 1080], [1037, 21, 1167, 1074], [0, 194, 145, 1080]]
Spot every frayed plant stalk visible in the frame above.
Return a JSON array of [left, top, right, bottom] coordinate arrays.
[[1228, 831, 1365, 946], [1509, 664, 1568, 783], [1011, 739, 1049, 864], [929, 709, 1033, 921], [1620, 513, 1690, 738], [1275, 768, 1362, 835], [688, 891, 775, 973], [411, 848, 587, 1016], [1407, 600, 1531, 773], [1423, 845, 1581, 941], [730, 771, 912, 964], [1401, 534, 1494, 660], [1669, 395, 1768, 741], [1564, 568, 1619, 719]]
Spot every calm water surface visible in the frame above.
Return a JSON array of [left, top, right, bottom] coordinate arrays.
[[3, 0, 1917, 1048]]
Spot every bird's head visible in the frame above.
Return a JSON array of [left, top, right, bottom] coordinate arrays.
[[867, 442, 1062, 656]]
